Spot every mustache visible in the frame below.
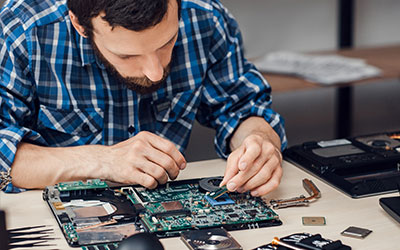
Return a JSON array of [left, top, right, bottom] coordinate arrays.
[[122, 64, 171, 93], [90, 39, 171, 94]]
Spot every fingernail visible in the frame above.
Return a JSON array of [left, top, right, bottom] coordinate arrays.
[[239, 162, 247, 171], [251, 191, 259, 196], [227, 182, 237, 191], [180, 163, 186, 170]]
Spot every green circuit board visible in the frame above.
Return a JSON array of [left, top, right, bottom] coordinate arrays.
[[57, 179, 108, 191], [133, 182, 279, 236], [43, 177, 282, 247]]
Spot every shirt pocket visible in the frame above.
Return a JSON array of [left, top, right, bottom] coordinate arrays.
[[152, 90, 197, 123], [37, 105, 103, 142]]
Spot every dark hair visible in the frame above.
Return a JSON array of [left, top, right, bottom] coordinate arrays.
[[67, 0, 181, 37]]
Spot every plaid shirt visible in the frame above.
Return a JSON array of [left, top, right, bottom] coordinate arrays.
[[0, 0, 286, 192]]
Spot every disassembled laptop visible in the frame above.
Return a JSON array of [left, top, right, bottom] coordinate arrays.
[[43, 177, 283, 248]]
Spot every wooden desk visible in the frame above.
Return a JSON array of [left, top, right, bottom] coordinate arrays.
[[261, 45, 400, 138], [263, 45, 400, 93], [1, 159, 399, 249]]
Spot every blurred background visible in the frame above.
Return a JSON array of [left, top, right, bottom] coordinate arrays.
[[186, 0, 400, 161]]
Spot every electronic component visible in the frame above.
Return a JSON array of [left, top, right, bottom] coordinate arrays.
[[199, 177, 223, 193], [269, 179, 321, 209], [302, 216, 326, 226], [43, 177, 281, 247], [57, 179, 108, 191], [117, 232, 164, 250], [380, 196, 400, 223], [208, 185, 229, 199], [271, 237, 305, 250], [285, 131, 400, 198], [379, 183, 400, 223], [252, 233, 351, 250], [341, 226, 372, 239], [205, 194, 235, 206], [180, 227, 242, 250], [161, 201, 183, 211]]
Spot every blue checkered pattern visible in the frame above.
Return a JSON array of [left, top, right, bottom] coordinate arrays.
[[0, 0, 286, 192]]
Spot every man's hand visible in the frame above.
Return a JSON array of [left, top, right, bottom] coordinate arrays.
[[102, 131, 186, 189], [220, 117, 282, 197], [11, 131, 186, 190]]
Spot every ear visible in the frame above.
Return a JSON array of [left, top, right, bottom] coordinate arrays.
[[69, 10, 88, 38]]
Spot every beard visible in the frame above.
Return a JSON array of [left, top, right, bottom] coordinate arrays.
[[90, 40, 170, 95]]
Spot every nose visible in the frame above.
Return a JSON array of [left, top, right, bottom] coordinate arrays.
[[141, 53, 164, 82]]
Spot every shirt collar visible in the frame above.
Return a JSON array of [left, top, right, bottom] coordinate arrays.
[[74, 29, 106, 70]]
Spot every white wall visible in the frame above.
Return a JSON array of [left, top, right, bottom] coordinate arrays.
[[222, 0, 400, 55], [355, 0, 400, 47], [221, 0, 337, 58]]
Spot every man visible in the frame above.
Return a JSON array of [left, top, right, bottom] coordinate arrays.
[[0, 0, 286, 195]]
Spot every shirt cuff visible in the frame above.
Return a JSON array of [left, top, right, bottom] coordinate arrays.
[[0, 125, 41, 193], [214, 111, 287, 159]]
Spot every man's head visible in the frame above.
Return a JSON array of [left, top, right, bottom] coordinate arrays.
[[68, 0, 181, 94]]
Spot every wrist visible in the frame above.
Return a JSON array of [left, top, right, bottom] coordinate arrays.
[[61, 145, 109, 181], [230, 117, 281, 151]]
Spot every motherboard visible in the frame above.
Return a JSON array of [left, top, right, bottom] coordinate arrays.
[[43, 177, 281, 247]]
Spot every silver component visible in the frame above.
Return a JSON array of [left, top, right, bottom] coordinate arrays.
[[341, 226, 373, 238], [0, 168, 12, 190]]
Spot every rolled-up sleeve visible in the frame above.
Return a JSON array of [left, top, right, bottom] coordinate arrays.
[[0, 9, 46, 192], [196, 2, 287, 158]]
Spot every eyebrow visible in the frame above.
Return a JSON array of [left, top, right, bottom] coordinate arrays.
[[115, 31, 179, 58]]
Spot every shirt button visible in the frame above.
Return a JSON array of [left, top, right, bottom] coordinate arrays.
[[128, 125, 136, 135], [82, 123, 90, 132]]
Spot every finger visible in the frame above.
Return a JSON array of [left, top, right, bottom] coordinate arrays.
[[125, 170, 158, 189], [226, 153, 267, 192], [220, 146, 244, 189], [237, 138, 262, 171], [274, 147, 283, 164], [240, 156, 281, 192], [135, 159, 169, 184], [250, 165, 283, 196], [145, 132, 187, 170], [144, 147, 180, 180]]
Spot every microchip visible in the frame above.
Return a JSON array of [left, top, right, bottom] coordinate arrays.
[[341, 226, 372, 238], [205, 194, 235, 206], [134, 203, 145, 213], [161, 201, 183, 211], [169, 186, 189, 192], [302, 216, 326, 226], [245, 209, 258, 215], [59, 213, 70, 223], [223, 208, 234, 213], [228, 213, 239, 218]]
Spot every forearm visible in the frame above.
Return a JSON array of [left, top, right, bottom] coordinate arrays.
[[230, 116, 281, 152], [10, 142, 107, 189]]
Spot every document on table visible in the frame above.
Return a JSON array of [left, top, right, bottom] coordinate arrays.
[[253, 51, 382, 85]]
